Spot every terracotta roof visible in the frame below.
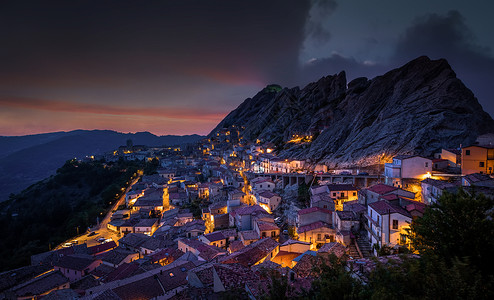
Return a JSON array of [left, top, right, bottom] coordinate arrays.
[[104, 262, 140, 283], [317, 242, 346, 257], [239, 230, 260, 241], [118, 233, 149, 248], [87, 241, 117, 255], [326, 184, 358, 191], [98, 248, 137, 266], [54, 254, 96, 271], [298, 207, 332, 216], [463, 173, 493, 183], [343, 201, 366, 214], [281, 239, 311, 246], [297, 221, 332, 234], [406, 202, 427, 214], [235, 204, 267, 216], [421, 178, 458, 189], [228, 240, 245, 253], [258, 190, 279, 199], [219, 238, 279, 267], [336, 210, 357, 221], [366, 183, 398, 195], [369, 200, 412, 218], [256, 221, 280, 231], [202, 231, 226, 242], [179, 239, 226, 261], [10, 270, 69, 298]]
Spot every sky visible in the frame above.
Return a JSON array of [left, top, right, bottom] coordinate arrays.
[[1, 0, 493, 136]]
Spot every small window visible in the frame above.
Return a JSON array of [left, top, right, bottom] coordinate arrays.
[[466, 150, 471, 156], [480, 162, 485, 167], [317, 233, 321, 240], [425, 162, 429, 167], [353, 192, 356, 196], [377, 216, 380, 224], [392, 220, 398, 229], [333, 192, 337, 196], [271, 231, 276, 237]]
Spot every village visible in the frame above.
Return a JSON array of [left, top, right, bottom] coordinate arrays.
[[2, 126, 494, 299]]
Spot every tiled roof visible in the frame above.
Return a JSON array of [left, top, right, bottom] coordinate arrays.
[[421, 178, 458, 189], [366, 183, 398, 195], [219, 238, 279, 267], [297, 221, 332, 234], [317, 242, 346, 257], [10, 270, 69, 298], [235, 204, 267, 216], [239, 230, 260, 241], [298, 207, 332, 216], [228, 240, 245, 253], [104, 262, 140, 283], [209, 201, 228, 210], [203, 231, 226, 242], [54, 254, 96, 271], [326, 184, 358, 191], [281, 239, 311, 246], [140, 237, 169, 251], [213, 264, 259, 290], [87, 241, 117, 255], [336, 210, 357, 221], [179, 239, 226, 261], [118, 233, 149, 248], [464, 173, 493, 183], [258, 190, 279, 199], [369, 200, 412, 218], [256, 221, 280, 231], [98, 248, 137, 266], [406, 202, 427, 214], [343, 201, 366, 214]]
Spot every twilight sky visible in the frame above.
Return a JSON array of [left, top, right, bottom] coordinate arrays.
[[1, 0, 493, 136]]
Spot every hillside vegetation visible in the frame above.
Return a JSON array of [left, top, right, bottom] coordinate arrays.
[[0, 158, 153, 271]]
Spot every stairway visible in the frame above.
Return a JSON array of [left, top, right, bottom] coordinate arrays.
[[347, 243, 361, 259], [356, 232, 373, 258]]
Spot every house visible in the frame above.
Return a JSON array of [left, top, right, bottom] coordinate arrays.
[[134, 218, 159, 236], [365, 200, 412, 252], [139, 238, 170, 256], [118, 233, 150, 252], [53, 254, 101, 282], [254, 220, 280, 240], [333, 211, 359, 246], [5, 270, 70, 299], [441, 148, 461, 167], [297, 207, 332, 227], [462, 172, 494, 187], [199, 231, 228, 248], [310, 192, 335, 210], [255, 190, 282, 212], [177, 238, 226, 262], [219, 238, 279, 267], [358, 183, 415, 205], [384, 155, 432, 187], [421, 178, 459, 204], [461, 145, 494, 175], [326, 184, 359, 209], [98, 247, 139, 268], [231, 205, 268, 231], [432, 158, 449, 170], [297, 221, 335, 248], [252, 178, 276, 192], [274, 239, 312, 267]]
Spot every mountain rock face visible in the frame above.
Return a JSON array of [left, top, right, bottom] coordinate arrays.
[[211, 56, 494, 167]]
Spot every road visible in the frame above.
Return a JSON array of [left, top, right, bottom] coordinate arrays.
[[55, 176, 140, 249]]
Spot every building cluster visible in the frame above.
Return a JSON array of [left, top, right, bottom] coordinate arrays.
[[1, 129, 494, 299]]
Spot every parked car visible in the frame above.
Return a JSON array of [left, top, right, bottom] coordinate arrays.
[[62, 243, 72, 248], [71, 240, 79, 245]]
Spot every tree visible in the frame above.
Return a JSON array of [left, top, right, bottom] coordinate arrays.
[[409, 189, 494, 276]]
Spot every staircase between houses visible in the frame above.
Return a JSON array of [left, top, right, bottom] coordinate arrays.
[[347, 243, 361, 259], [356, 232, 372, 258]]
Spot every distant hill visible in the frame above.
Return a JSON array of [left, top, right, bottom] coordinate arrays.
[[0, 130, 203, 201], [211, 56, 494, 167]]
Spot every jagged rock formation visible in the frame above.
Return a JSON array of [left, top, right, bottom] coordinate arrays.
[[210, 56, 494, 167]]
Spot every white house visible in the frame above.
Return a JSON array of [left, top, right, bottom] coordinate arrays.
[[256, 190, 282, 212], [421, 178, 458, 204], [384, 155, 432, 187], [365, 200, 412, 252]]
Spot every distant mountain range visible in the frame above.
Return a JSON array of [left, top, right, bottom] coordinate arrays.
[[211, 56, 494, 167], [0, 130, 203, 202]]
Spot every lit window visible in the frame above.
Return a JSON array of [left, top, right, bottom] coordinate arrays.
[[392, 220, 398, 229], [480, 162, 485, 167], [169, 272, 174, 277]]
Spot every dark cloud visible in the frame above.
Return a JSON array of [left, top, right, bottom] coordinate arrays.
[[0, 1, 311, 91], [304, 0, 337, 46], [392, 10, 494, 117], [300, 10, 494, 118]]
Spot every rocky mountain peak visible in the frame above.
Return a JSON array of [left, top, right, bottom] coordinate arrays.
[[210, 56, 494, 167]]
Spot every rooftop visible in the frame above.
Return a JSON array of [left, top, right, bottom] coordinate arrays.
[[369, 200, 412, 218], [366, 183, 399, 195]]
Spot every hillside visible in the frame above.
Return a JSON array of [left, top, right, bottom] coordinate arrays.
[[211, 56, 494, 167], [0, 130, 203, 201]]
